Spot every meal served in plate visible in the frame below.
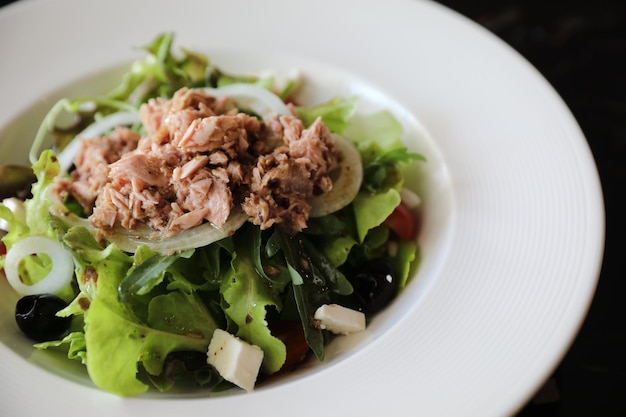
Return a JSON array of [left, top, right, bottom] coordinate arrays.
[[0, 33, 424, 396]]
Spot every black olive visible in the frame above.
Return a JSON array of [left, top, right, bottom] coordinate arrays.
[[349, 259, 398, 315], [15, 294, 72, 342]]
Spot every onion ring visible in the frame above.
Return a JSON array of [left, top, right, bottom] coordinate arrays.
[[4, 236, 74, 296]]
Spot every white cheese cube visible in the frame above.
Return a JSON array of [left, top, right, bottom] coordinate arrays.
[[314, 304, 366, 335], [207, 329, 264, 391]]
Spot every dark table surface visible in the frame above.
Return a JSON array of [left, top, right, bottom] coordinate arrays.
[[1, 0, 624, 416]]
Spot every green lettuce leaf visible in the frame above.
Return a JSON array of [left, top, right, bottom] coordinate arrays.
[[295, 96, 358, 133], [34, 332, 87, 364], [390, 240, 419, 291], [221, 226, 286, 374], [60, 227, 216, 396], [147, 291, 218, 339], [85, 293, 210, 396], [342, 110, 405, 161], [0, 151, 76, 300], [2, 150, 59, 247], [342, 110, 424, 193], [352, 188, 401, 242]]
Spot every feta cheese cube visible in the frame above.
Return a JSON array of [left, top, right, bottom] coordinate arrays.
[[207, 329, 264, 391], [314, 304, 366, 335]]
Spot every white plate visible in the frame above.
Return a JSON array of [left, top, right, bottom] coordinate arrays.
[[0, 0, 604, 416]]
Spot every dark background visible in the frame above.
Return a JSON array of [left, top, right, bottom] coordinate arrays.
[[1, 0, 624, 415]]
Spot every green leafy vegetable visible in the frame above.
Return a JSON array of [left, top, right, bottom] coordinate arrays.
[[34, 332, 87, 363], [108, 32, 209, 104], [296, 96, 358, 133], [57, 228, 219, 396], [390, 240, 419, 292], [0, 32, 426, 397], [0, 151, 75, 300], [118, 249, 193, 300], [278, 232, 326, 360], [220, 225, 287, 373], [353, 188, 401, 243]]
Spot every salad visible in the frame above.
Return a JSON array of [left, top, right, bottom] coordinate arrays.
[[0, 33, 424, 396]]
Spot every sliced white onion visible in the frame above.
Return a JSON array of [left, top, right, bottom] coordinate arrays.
[[201, 83, 292, 117], [310, 134, 363, 217], [4, 236, 74, 296], [105, 209, 249, 254], [56, 111, 140, 173], [48, 190, 94, 230], [49, 192, 248, 255]]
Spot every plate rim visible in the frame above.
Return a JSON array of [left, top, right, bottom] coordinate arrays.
[[0, 0, 605, 416]]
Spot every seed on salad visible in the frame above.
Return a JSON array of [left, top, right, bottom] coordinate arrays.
[[349, 259, 398, 315], [15, 294, 72, 342]]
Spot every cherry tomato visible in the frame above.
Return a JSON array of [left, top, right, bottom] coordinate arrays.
[[268, 320, 310, 373], [384, 202, 416, 241], [1, 242, 6, 276]]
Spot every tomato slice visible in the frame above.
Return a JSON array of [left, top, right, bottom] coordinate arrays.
[[268, 320, 310, 373], [384, 202, 416, 241], [0, 242, 5, 276]]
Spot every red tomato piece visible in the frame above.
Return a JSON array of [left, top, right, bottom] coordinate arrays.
[[384, 203, 416, 241], [0, 242, 5, 276], [283, 97, 299, 106], [268, 320, 310, 373]]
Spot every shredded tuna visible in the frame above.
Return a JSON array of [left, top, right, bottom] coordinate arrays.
[[52, 87, 339, 238], [51, 127, 141, 214]]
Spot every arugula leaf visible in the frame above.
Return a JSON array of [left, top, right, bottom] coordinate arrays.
[[303, 213, 358, 267], [108, 32, 209, 104], [166, 242, 229, 293], [118, 248, 193, 300], [301, 239, 353, 296], [251, 226, 291, 290], [276, 231, 329, 361]]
